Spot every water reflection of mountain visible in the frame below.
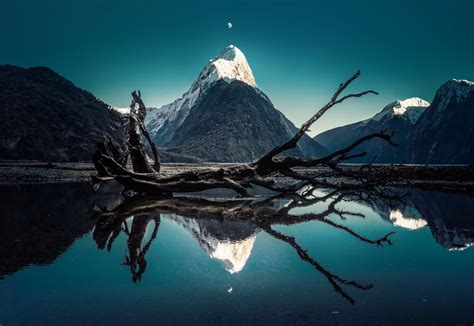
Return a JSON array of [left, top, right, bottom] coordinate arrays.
[[372, 198, 427, 231], [2, 182, 473, 285], [411, 190, 474, 251], [0, 183, 96, 277], [171, 215, 258, 273], [372, 189, 474, 250]]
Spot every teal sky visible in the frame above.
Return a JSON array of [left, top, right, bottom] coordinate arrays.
[[2, 0, 474, 134]]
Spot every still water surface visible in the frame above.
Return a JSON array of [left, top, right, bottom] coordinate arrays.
[[0, 183, 473, 325]]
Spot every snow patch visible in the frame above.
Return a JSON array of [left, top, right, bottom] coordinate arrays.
[[389, 209, 428, 230], [207, 236, 256, 274], [112, 107, 130, 115], [372, 97, 430, 124], [171, 215, 257, 274]]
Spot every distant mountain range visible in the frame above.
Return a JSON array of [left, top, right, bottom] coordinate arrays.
[[1, 46, 473, 164], [315, 97, 430, 163], [145, 45, 327, 162], [315, 80, 474, 164], [0, 65, 124, 162]]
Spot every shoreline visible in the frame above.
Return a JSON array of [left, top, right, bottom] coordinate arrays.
[[1, 161, 473, 192]]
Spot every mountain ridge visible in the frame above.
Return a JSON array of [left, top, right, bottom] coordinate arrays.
[[146, 45, 260, 144], [315, 78, 474, 164], [314, 97, 430, 163], [0, 64, 125, 162], [405, 79, 474, 164]]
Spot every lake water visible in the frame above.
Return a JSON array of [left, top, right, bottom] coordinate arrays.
[[0, 183, 473, 325]]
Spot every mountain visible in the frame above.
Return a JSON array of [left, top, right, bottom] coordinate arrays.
[[406, 190, 474, 251], [171, 215, 258, 273], [0, 65, 125, 162], [314, 98, 430, 163], [370, 191, 429, 231], [373, 200, 428, 231], [405, 79, 474, 164], [146, 45, 327, 162], [370, 188, 474, 250], [145, 45, 258, 143], [162, 79, 327, 162]]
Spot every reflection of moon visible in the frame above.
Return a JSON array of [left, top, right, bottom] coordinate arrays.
[[227, 22, 232, 29]]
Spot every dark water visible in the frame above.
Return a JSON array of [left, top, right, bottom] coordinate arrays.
[[0, 183, 473, 325]]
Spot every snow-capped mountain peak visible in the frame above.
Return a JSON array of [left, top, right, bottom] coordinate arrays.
[[373, 97, 430, 124], [208, 44, 257, 87], [145, 45, 258, 142]]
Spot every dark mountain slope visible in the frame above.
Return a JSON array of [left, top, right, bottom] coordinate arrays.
[[315, 98, 429, 163], [162, 80, 327, 162], [406, 80, 474, 164], [0, 65, 124, 162]]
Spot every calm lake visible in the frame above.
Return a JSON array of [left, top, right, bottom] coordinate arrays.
[[0, 183, 473, 325]]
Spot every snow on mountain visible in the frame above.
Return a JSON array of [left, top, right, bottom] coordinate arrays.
[[171, 215, 258, 274], [206, 45, 256, 87], [389, 209, 428, 230], [146, 45, 258, 140], [112, 107, 130, 115], [206, 236, 256, 273], [372, 97, 430, 124], [371, 198, 428, 231], [447, 240, 474, 251]]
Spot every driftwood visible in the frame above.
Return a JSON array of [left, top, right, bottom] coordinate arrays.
[[92, 71, 397, 196]]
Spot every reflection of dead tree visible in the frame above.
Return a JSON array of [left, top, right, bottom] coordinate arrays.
[[93, 213, 160, 282], [123, 216, 160, 282], [93, 187, 396, 302], [261, 225, 372, 304], [251, 189, 395, 304], [92, 71, 398, 196], [263, 192, 395, 246]]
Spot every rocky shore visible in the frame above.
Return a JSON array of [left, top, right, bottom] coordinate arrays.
[[1, 161, 473, 191]]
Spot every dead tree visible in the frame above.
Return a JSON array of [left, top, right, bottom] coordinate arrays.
[[93, 210, 160, 283], [93, 70, 397, 196]]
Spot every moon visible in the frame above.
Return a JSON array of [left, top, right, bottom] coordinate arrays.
[[227, 22, 233, 29]]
